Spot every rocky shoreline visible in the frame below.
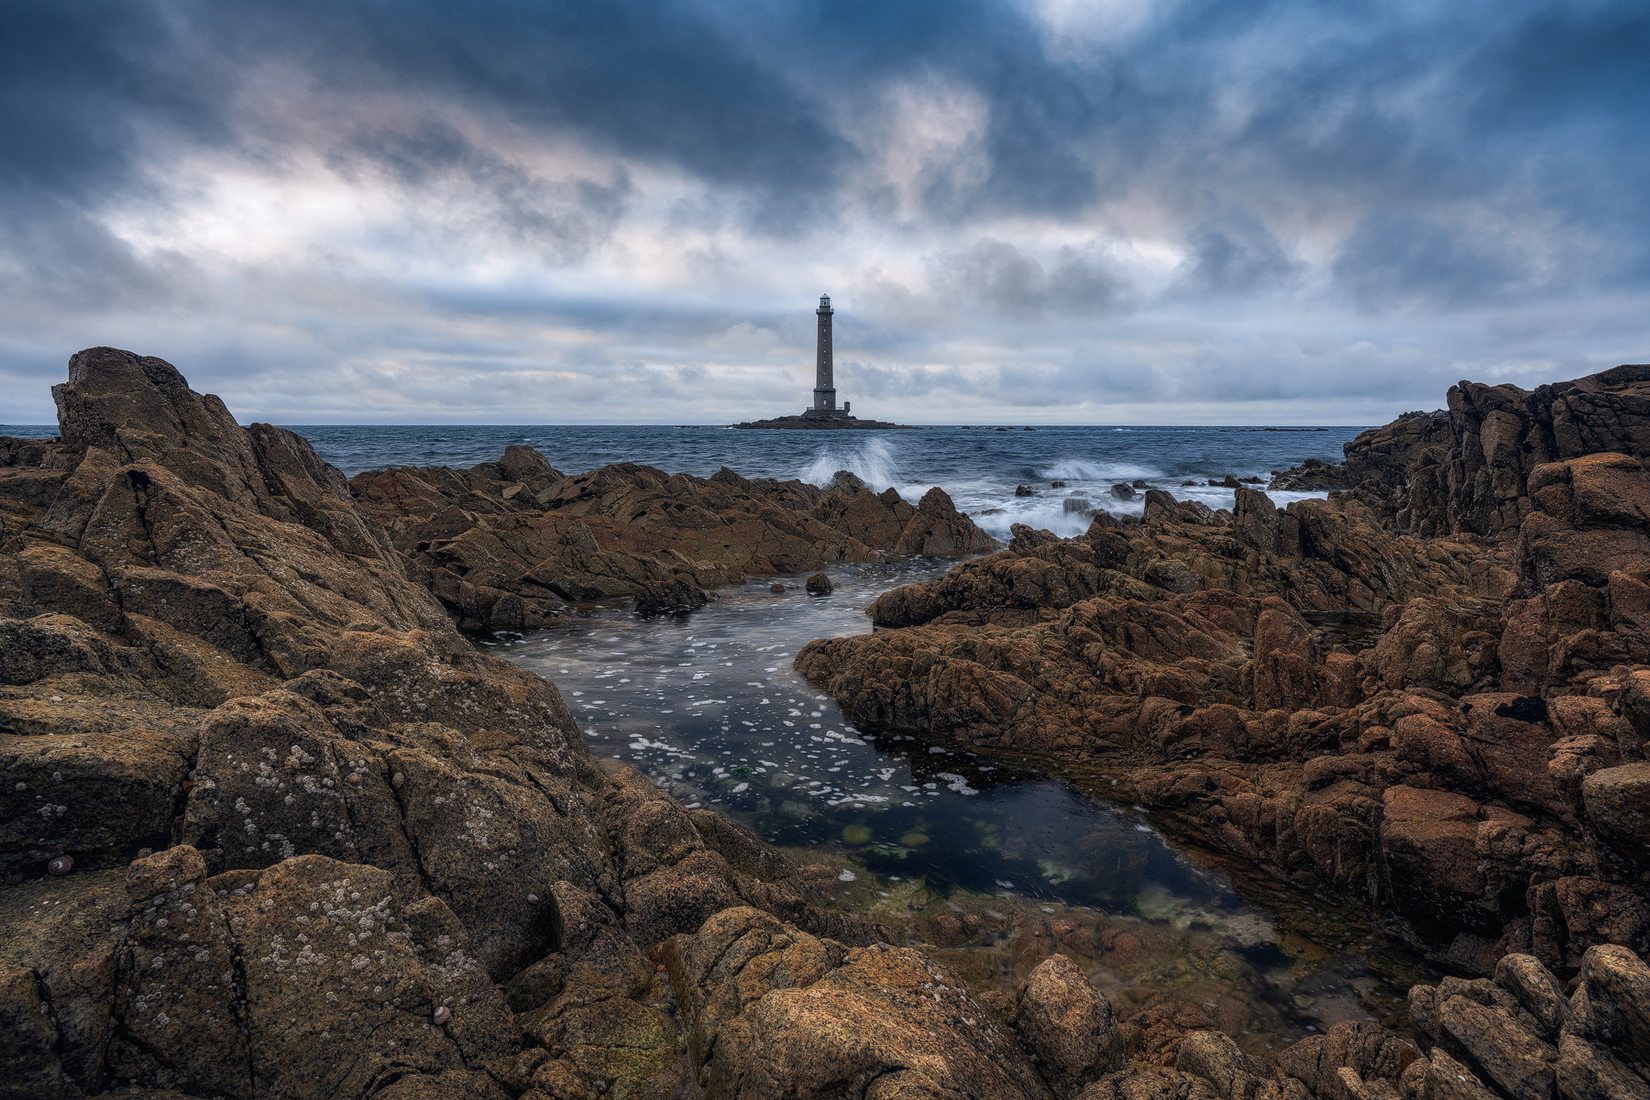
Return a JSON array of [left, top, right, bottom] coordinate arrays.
[[4, 348, 1650, 1100], [349, 446, 989, 630], [797, 365, 1650, 1097]]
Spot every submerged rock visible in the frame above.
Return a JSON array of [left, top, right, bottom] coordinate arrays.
[[634, 576, 710, 617]]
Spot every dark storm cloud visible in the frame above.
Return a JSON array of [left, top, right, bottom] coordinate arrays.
[[1175, 210, 1301, 297], [1332, 210, 1520, 311], [932, 239, 1129, 320], [0, 0, 1647, 423], [5, 0, 1644, 251]]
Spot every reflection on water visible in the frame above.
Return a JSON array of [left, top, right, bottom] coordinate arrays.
[[497, 558, 1431, 1048]]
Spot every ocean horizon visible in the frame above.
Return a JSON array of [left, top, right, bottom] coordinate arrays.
[[4, 420, 1365, 541]]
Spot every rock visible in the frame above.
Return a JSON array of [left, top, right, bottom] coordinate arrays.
[[1016, 954, 1124, 1096], [1143, 558, 1204, 593], [16, 345, 1650, 1098], [1174, 1030, 1267, 1100], [633, 576, 710, 616], [1404, 1048, 1501, 1100], [793, 362, 1650, 968], [0, 348, 962, 1098], [805, 572, 834, 596], [1271, 1020, 1418, 1100], [1401, 943, 1650, 1100], [1554, 1032, 1647, 1100], [1434, 995, 1554, 1100], [1493, 954, 1567, 1037], [661, 906, 1050, 1098], [350, 454, 990, 630], [1251, 600, 1318, 710], [1581, 764, 1650, 861], [1111, 483, 1137, 501], [1568, 944, 1650, 1067]]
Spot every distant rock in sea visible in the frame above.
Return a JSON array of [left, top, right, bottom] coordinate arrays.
[[731, 413, 913, 429]]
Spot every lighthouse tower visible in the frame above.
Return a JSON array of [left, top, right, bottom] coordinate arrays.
[[804, 294, 848, 419]]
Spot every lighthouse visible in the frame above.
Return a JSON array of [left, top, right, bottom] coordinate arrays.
[[812, 294, 836, 413], [732, 294, 907, 427], [804, 294, 849, 419]]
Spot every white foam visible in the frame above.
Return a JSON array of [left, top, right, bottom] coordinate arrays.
[[800, 437, 902, 493], [1037, 458, 1161, 482]]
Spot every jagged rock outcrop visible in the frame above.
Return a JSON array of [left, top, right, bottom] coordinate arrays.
[[13, 347, 1650, 1100], [350, 453, 991, 630], [0, 348, 948, 1100], [660, 905, 1052, 1098], [1272, 366, 1650, 536], [800, 365, 1650, 979], [1403, 947, 1650, 1100], [7, 347, 1460, 1100]]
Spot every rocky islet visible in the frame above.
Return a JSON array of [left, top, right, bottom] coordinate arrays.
[[3, 348, 1650, 1099]]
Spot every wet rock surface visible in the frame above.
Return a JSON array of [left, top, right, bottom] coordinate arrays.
[[8, 348, 1650, 1100], [350, 447, 991, 630]]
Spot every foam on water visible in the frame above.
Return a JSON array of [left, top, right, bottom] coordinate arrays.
[[495, 558, 1432, 1038], [1036, 457, 1162, 482], [500, 560, 1242, 913]]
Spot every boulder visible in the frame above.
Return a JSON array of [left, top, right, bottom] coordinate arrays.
[[1016, 954, 1124, 1096], [661, 906, 1051, 1099], [1581, 764, 1650, 861]]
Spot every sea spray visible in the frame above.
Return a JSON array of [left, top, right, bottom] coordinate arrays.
[[800, 436, 901, 492]]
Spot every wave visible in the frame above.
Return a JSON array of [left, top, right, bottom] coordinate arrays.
[[800, 437, 900, 492], [1036, 458, 1161, 482]]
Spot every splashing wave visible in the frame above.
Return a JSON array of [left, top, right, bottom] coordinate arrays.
[[800, 437, 900, 491]]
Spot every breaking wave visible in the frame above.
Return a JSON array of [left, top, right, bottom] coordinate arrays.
[[800, 437, 900, 492]]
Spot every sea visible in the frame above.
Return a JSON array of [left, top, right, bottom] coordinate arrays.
[[5, 419, 1428, 1035], [2, 422, 1362, 540]]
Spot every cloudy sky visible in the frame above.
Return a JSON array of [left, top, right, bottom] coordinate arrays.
[[2, 0, 1647, 425]]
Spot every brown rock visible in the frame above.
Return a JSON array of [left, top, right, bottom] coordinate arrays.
[[350, 453, 990, 630], [1568, 944, 1650, 1068], [662, 906, 1050, 1099], [1017, 954, 1125, 1096], [1581, 764, 1650, 861], [1434, 995, 1554, 1100]]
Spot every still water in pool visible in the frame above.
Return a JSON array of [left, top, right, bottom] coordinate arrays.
[[498, 558, 1430, 1036], [499, 560, 1239, 904]]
